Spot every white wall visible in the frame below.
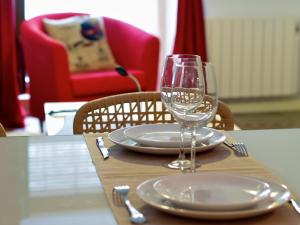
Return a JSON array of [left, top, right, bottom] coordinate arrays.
[[204, 0, 300, 18]]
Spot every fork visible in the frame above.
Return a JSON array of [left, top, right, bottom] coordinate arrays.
[[224, 137, 248, 157], [113, 185, 147, 224], [233, 142, 249, 157]]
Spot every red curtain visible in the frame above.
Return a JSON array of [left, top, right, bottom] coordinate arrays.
[[173, 0, 207, 61], [0, 0, 24, 128]]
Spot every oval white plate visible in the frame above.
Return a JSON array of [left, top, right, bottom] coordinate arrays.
[[153, 173, 271, 210], [108, 127, 225, 155], [124, 124, 213, 148], [136, 174, 291, 220]]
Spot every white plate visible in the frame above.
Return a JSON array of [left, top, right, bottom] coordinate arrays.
[[108, 127, 225, 155], [124, 124, 213, 148], [153, 173, 271, 210], [136, 174, 291, 220]]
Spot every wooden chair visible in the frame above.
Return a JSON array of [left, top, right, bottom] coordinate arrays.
[[73, 92, 234, 134], [0, 122, 7, 137]]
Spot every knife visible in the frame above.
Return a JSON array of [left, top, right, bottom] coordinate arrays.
[[290, 198, 300, 214], [96, 137, 110, 160]]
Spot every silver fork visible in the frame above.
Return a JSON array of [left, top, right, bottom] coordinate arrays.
[[224, 136, 248, 157], [113, 185, 147, 224], [233, 142, 249, 157]]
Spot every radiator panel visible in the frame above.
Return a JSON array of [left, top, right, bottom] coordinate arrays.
[[206, 18, 299, 98]]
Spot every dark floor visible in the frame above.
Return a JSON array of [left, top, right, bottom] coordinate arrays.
[[234, 111, 300, 130]]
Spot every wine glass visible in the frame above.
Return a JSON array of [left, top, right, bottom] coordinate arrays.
[[182, 62, 218, 172], [160, 54, 204, 169]]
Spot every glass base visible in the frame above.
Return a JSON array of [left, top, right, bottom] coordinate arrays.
[[163, 159, 201, 170]]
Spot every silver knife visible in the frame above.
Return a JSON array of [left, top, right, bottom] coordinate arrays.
[[290, 198, 300, 214], [96, 137, 110, 160]]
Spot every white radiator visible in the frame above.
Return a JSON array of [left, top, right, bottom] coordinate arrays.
[[205, 18, 300, 98]]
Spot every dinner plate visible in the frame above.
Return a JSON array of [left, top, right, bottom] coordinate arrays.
[[136, 174, 291, 220], [124, 124, 213, 148], [108, 127, 226, 155], [153, 173, 271, 210]]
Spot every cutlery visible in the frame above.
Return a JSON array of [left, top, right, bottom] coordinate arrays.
[[113, 185, 147, 224], [224, 138, 248, 157], [289, 198, 300, 214], [223, 140, 237, 151], [233, 142, 249, 157], [279, 184, 300, 215], [96, 137, 110, 160]]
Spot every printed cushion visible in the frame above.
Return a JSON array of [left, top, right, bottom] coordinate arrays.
[[43, 15, 117, 72]]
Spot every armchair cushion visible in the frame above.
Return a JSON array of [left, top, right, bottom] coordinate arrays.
[[70, 69, 146, 97], [43, 15, 116, 72]]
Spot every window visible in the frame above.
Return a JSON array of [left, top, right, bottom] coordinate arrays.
[[25, 0, 160, 36], [24, 0, 178, 72]]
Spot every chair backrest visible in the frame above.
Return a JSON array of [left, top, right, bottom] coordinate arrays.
[[73, 92, 234, 134], [0, 122, 7, 137]]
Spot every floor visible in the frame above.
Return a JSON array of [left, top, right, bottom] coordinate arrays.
[[234, 111, 300, 130], [6, 116, 42, 136]]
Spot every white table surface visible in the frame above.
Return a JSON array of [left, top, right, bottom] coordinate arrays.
[[0, 135, 117, 225], [228, 128, 300, 195], [0, 128, 299, 225]]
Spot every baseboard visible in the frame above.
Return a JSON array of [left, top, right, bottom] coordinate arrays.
[[225, 97, 300, 114]]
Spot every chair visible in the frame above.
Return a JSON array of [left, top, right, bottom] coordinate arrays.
[[20, 13, 160, 121], [0, 122, 7, 137], [73, 92, 234, 134]]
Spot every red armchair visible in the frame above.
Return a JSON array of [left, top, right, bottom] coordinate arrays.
[[20, 13, 160, 120]]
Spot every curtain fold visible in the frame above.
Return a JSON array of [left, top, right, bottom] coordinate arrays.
[[173, 0, 207, 61], [0, 0, 25, 128]]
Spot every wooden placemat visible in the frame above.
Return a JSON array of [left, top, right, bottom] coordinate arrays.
[[84, 133, 299, 225]]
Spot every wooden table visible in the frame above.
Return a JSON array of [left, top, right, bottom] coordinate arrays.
[[0, 129, 299, 225]]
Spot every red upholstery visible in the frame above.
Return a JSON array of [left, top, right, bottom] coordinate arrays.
[[20, 13, 160, 120], [71, 69, 146, 97]]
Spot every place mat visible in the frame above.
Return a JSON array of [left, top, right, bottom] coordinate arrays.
[[84, 133, 299, 225]]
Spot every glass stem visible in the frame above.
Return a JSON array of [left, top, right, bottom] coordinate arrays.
[[178, 124, 186, 161], [190, 126, 197, 172]]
